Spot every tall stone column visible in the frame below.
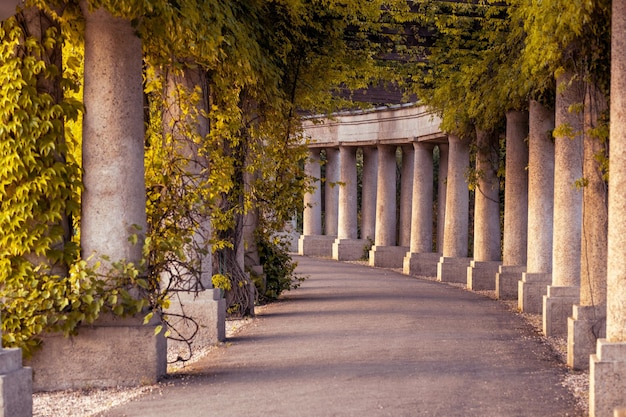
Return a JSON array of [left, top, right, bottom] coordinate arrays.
[[30, 5, 166, 391], [437, 144, 449, 254], [361, 146, 378, 242], [399, 145, 414, 247], [468, 129, 502, 291], [404, 142, 439, 276], [544, 73, 584, 337], [496, 111, 529, 299], [161, 68, 225, 358], [333, 145, 363, 260], [299, 148, 328, 256], [519, 100, 555, 314], [324, 147, 340, 237], [590, 3, 626, 413], [568, 83, 608, 370], [370, 144, 405, 267], [437, 135, 471, 283]]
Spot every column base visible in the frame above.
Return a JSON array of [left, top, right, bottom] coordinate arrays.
[[518, 272, 551, 314], [467, 260, 502, 291], [298, 235, 335, 257], [28, 314, 167, 391], [0, 348, 32, 417], [543, 285, 580, 337], [496, 265, 525, 300], [590, 339, 626, 417], [403, 252, 442, 277], [437, 257, 472, 284], [167, 289, 226, 362], [332, 238, 367, 261], [567, 304, 606, 371], [369, 246, 408, 268]]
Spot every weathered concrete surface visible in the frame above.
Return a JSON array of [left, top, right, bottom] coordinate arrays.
[[107, 256, 583, 417], [0, 348, 31, 417]]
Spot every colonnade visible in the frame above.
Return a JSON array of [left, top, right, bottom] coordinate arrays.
[[299, 92, 626, 415]]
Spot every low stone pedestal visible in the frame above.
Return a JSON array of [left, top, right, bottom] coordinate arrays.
[[167, 289, 226, 361], [518, 272, 551, 314], [298, 235, 335, 257], [467, 260, 501, 291], [369, 246, 408, 268], [437, 257, 472, 284], [332, 238, 367, 261], [496, 265, 525, 300], [403, 252, 441, 277], [543, 285, 580, 337], [568, 305, 606, 370], [0, 348, 32, 417], [590, 340, 626, 417], [29, 314, 166, 391]]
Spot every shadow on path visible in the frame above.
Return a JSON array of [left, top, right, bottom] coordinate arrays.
[[105, 255, 583, 417]]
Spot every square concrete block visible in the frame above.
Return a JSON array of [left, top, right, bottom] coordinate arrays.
[[332, 238, 367, 261], [543, 285, 580, 337], [403, 252, 441, 277], [167, 289, 226, 360], [496, 265, 525, 300], [567, 305, 606, 371], [369, 245, 408, 268], [0, 348, 32, 417], [298, 235, 335, 257], [29, 316, 166, 391], [467, 260, 501, 291], [590, 340, 626, 417], [437, 257, 472, 284], [518, 272, 551, 314]]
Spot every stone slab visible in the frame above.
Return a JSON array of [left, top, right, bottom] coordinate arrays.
[[543, 285, 580, 337], [467, 260, 502, 291], [437, 257, 472, 284], [518, 272, 551, 314], [0, 348, 32, 417], [403, 252, 441, 277], [496, 265, 525, 300], [0, 362, 32, 417], [369, 245, 408, 269], [298, 235, 335, 257], [332, 238, 368, 261], [568, 305, 606, 371], [590, 340, 626, 417], [28, 316, 167, 391], [167, 289, 226, 362]]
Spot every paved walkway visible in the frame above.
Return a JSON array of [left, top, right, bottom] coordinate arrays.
[[106, 256, 583, 417]]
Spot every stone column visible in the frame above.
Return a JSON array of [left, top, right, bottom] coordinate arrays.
[[399, 145, 414, 247], [324, 147, 340, 237], [370, 144, 405, 267], [404, 142, 439, 276], [437, 144, 449, 254], [161, 68, 225, 358], [468, 129, 502, 291], [590, 3, 626, 413], [333, 145, 363, 260], [299, 148, 328, 256], [544, 73, 584, 337], [0, 315, 32, 417], [437, 135, 471, 283], [30, 5, 166, 391], [519, 100, 555, 314], [361, 146, 378, 242], [568, 83, 608, 371], [496, 111, 529, 299]]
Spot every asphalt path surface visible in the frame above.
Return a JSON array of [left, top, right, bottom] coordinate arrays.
[[105, 255, 583, 417]]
